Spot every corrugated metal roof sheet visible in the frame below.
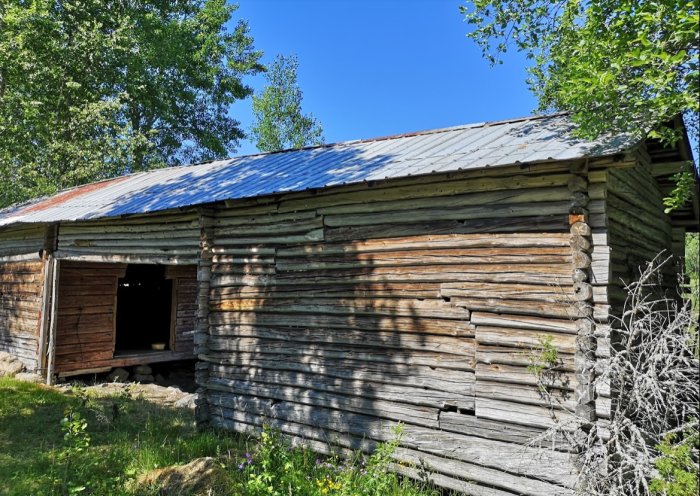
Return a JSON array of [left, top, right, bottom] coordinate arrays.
[[0, 113, 636, 227]]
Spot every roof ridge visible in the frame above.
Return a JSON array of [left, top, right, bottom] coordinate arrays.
[[225, 111, 570, 160]]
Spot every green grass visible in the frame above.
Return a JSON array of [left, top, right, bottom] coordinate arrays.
[[0, 378, 441, 496], [0, 378, 244, 495]]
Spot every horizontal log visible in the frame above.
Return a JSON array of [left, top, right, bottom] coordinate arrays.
[[211, 265, 572, 288], [209, 367, 474, 410], [452, 297, 585, 319], [396, 447, 575, 496], [0, 319, 40, 335], [278, 233, 571, 258], [211, 282, 441, 300], [201, 344, 474, 371], [59, 226, 200, 239], [324, 216, 569, 242], [0, 251, 41, 263], [60, 234, 199, 248], [215, 217, 323, 237], [0, 273, 41, 284], [59, 212, 198, 231], [209, 311, 475, 337], [318, 187, 571, 217], [213, 209, 318, 227], [323, 201, 570, 227], [476, 397, 578, 430], [475, 326, 577, 354], [440, 281, 573, 301], [476, 380, 576, 410], [274, 249, 572, 272], [476, 363, 575, 390], [207, 329, 476, 359], [207, 356, 473, 395], [396, 465, 520, 496], [205, 379, 439, 426], [210, 297, 470, 320], [475, 345, 575, 370], [0, 260, 44, 272], [471, 312, 578, 334], [214, 228, 325, 247], [54, 252, 198, 264]]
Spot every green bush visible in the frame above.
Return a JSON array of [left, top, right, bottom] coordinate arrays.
[[650, 422, 699, 496]]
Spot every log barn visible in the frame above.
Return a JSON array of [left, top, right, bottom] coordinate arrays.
[[0, 114, 697, 495]]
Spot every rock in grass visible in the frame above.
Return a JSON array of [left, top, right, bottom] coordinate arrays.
[[173, 393, 197, 409], [108, 368, 130, 382], [0, 351, 25, 377], [132, 374, 154, 383], [135, 457, 230, 495], [134, 365, 152, 375], [14, 372, 42, 383]]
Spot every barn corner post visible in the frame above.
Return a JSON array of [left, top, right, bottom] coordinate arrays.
[[38, 223, 59, 385], [568, 162, 597, 470], [194, 208, 215, 428]]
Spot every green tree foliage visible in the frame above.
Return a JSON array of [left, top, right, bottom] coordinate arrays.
[[0, 0, 263, 208], [250, 54, 324, 152], [461, 0, 699, 156]]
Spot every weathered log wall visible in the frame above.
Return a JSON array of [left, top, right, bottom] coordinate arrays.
[[0, 224, 46, 262], [587, 158, 675, 436], [199, 162, 595, 495], [56, 210, 200, 264], [0, 259, 45, 370], [0, 225, 48, 370], [606, 163, 675, 287]]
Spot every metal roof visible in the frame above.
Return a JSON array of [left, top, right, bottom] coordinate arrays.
[[0, 113, 636, 227]]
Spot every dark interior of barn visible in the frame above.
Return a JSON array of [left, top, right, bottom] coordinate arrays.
[[115, 264, 173, 354]]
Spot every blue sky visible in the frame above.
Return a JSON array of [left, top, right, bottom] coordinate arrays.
[[231, 0, 537, 156]]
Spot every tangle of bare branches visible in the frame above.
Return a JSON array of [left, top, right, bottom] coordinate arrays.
[[531, 255, 699, 495]]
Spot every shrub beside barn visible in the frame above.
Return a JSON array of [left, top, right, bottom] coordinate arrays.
[[0, 114, 697, 495]]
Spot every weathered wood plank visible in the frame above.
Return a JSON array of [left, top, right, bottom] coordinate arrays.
[[471, 312, 578, 333], [476, 397, 577, 430], [210, 297, 470, 320], [207, 329, 476, 359]]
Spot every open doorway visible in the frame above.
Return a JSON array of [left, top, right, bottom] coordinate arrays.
[[115, 265, 173, 355]]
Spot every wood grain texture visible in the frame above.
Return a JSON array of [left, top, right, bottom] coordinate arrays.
[[0, 259, 45, 370], [202, 164, 581, 494]]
